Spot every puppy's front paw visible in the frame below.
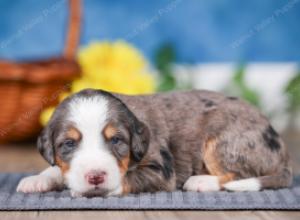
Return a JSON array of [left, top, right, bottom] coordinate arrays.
[[107, 185, 122, 197], [16, 175, 57, 193], [70, 190, 83, 198], [183, 175, 220, 192]]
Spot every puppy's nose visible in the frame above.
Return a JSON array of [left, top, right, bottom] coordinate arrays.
[[85, 170, 106, 185]]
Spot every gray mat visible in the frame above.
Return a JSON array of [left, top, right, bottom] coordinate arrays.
[[1, 173, 300, 210]]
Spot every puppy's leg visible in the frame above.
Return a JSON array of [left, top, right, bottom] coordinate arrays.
[[223, 167, 292, 191], [183, 175, 220, 192], [189, 127, 292, 192], [183, 173, 235, 192], [17, 166, 64, 193]]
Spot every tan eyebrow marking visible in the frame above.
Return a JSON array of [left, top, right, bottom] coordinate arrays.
[[102, 123, 118, 140], [66, 127, 81, 141]]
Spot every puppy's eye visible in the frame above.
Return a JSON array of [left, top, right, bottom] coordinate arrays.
[[63, 139, 76, 148], [110, 136, 120, 145]]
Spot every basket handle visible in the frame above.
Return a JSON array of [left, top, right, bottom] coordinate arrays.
[[64, 0, 81, 59]]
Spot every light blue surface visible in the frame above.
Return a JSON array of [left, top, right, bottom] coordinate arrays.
[[0, 0, 299, 62], [1, 173, 300, 210]]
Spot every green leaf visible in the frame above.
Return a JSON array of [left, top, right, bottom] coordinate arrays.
[[157, 73, 177, 92], [285, 71, 300, 111], [227, 64, 261, 107], [154, 43, 177, 91], [233, 64, 246, 86], [154, 44, 175, 72]]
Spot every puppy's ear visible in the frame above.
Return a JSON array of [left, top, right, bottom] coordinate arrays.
[[103, 91, 150, 162], [37, 126, 55, 166], [130, 119, 150, 162]]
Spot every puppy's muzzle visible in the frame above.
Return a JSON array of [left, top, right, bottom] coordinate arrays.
[[85, 170, 107, 186]]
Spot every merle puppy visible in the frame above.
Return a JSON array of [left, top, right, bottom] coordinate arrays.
[[17, 89, 292, 197]]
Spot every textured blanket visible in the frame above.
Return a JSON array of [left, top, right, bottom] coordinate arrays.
[[0, 173, 300, 210]]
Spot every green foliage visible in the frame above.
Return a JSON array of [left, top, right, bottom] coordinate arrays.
[[226, 64, 260, 107], [154, 44, 192, 91], [285, 71, 300, 112], [155, 44, 175, 72], [154, 44, 177, 91]]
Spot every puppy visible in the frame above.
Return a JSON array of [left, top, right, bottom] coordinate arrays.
[[17, 89, 292, 197]]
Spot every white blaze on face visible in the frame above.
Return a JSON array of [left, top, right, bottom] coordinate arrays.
[[65, 96, 122, 196]]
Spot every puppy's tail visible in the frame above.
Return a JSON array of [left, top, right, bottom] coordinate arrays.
[[222, 168, 293, 191]]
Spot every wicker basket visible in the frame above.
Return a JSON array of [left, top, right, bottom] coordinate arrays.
[[0, 0, 82, 143]]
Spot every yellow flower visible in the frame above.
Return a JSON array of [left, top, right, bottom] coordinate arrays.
[[40, 40, 156, 125], [40, 107, 55, 126]]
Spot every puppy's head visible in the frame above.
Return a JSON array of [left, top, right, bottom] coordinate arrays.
[[37, 89, 149, 197]]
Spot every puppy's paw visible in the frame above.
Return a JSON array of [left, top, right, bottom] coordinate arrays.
[[183, 175, 220, 192], [107, 185, 122, 197], [70, 190, 83, 198], [16, 175, 57, 193]]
